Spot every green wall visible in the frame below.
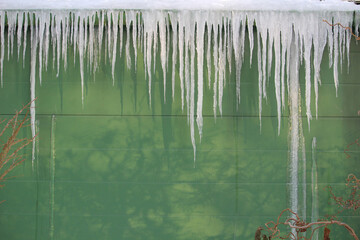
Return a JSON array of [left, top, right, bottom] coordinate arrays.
[[0, 27, 359, 239]]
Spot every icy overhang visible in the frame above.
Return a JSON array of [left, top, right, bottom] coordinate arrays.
[[0, 1, 359, 166], [0, 0, 360, 11]]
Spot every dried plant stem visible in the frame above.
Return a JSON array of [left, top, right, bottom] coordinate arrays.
[[0, 99, 37, 188], [328, 174, 360, 212], [323, 20, 360, 40], [263, 207, 358, 240]]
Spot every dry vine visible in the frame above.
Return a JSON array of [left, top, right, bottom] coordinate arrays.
[[329, 174, 360, 213], [323, 19, 360, 40], [258, 208, 358, 240], [344, 138, 360, 159], [256, 173, 360, 240], [0, 100, 37, 188]]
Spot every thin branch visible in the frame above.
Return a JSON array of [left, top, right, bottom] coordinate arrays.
[[323, 20, 360, 40], [0, 99, 37, 191], [259, 174, 360, 240]]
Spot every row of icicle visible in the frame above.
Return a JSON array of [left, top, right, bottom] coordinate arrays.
[[0, 9, 356, 161]]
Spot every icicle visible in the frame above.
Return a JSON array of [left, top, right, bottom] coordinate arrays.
[[266, 28, 273, 87], [184, 12, 193, 120], [142, 10, 156, 105], [7, 12, 17, 60], [138, 12, 143, 56], [87, 13, 94, 72], [226, 18, 232, 73], [239, 13, 246, 105], [333, 18, 339, 97], [289, 31, 300, 218], [345, 19, 351, 73], [0, 11, 5, 87], [17, 12, 24, 60], [118, 11, 124, 70], [196, 13, 205, 139], [90, 13, 98, 76], [55, 14, 63, 77], [285, 30, 291, 98], [327, 16, 334, 70], [73, 13, 80, 66], [62, 12, 70, 71], [158, 11, 167, 100], [37, 13, 44, 84], [311, 137, 319, 240], [110, 11, 119, 84], [218, 20, 225, 116], [356, 12, 360, 37], [77, 12, 86, 105], [106, 11, 112, 64], [29, 12, 38, 165], [125, 11, 134, 70], [337, 13, 353, 75], [37, 12, 48, 85], [152, 12, 158, 73], [330, 12, 353, 97], [98, 11, 105, 62], [232, 13, 242, 105], [23, 12, 28, 68], [169, 12, 178, 100], [70, 12, 74, 46], [258, 15, 268, 99], [43, 12, 50, 71], [84, 14, 88, 65], [280, 41, 286, 111], [302, 16, 313, 129], [339, 22, 344, 73], [212, 13, 219, 117], [132, 12, 138, 70], [247, 14, 254, 66], [189, 14, 196, 165], [59, 13, 69, 70], [273, 29, 281, 135], [256, 27, 263, 129], [51, 14, 56, 70], [281, 15, 293, 111], [177, 12, 185, 110], [313, 13, 327, 119], [206, 22, 212, 89], [166, 15, 170, 71]]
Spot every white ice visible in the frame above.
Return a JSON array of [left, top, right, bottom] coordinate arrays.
[[1, 0, 360, 11]]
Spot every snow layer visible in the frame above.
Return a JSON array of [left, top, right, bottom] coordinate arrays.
[[0, 0, 360, 11]]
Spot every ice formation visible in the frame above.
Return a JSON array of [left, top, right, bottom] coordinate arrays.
[[311, 137, 319, 240], [0, 7, 358, 212]]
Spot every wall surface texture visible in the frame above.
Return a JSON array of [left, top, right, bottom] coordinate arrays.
[[0, 15, 359, 239]]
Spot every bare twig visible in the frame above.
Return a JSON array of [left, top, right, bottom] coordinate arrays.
[[323, 20, 360, 40], [262, 208, 358, 240], [0, 100, 37, 188], [259, 174, 360, 240]]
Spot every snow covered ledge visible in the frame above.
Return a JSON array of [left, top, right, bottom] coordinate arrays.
[[0, 0, 359, 11]]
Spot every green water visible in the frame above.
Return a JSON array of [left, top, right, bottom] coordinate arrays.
[[0, 28, 359, 240]]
